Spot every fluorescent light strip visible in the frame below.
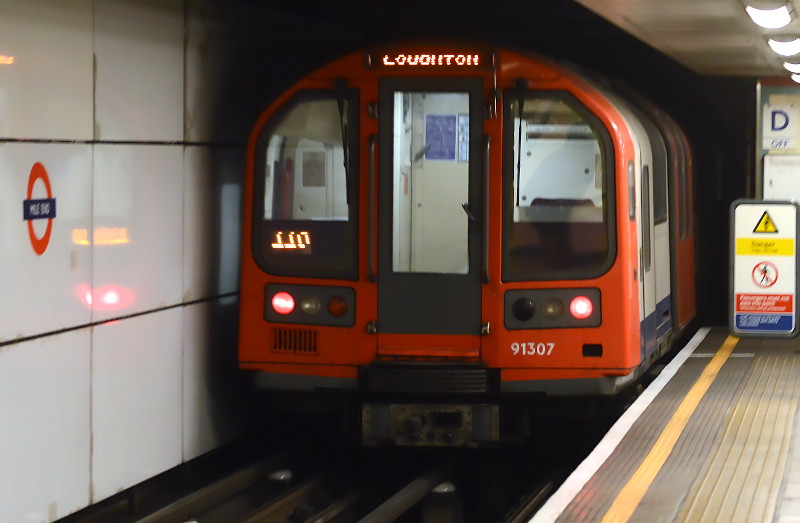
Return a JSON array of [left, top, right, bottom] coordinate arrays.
[[746, 5, 793, 29], [784, 61, 800, 73], [769, 37, 800, 56]]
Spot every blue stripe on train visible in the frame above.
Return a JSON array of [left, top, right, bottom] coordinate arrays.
[[641, 295, 672, 362]]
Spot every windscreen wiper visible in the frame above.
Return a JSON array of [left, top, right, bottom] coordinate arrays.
[[336, 77, 352, 206]]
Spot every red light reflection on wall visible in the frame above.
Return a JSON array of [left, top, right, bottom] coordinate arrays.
[[77, 283, 135, 311]]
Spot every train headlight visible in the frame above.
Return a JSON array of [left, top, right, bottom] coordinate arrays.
[[569, 296, 594, 320], [543, 297, 564, 319], [299, 296, 321, 316], [512, 298, 535, 321], [271, 292, 295, 315], [328, 296, 349, 317]]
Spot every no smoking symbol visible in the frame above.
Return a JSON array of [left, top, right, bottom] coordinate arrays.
[[752, 261, 778, 288]]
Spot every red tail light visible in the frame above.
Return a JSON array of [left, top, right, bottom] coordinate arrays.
[[272, 292, 295, 315], [327, 296, 348, 317], [569, 296, 593, 319]]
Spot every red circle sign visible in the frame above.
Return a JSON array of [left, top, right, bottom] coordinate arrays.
[[752, 261, 778, 288], [26, 162, 54, 255]]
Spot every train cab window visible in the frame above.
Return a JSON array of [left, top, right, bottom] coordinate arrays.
[[252, 90, 359, 279], [502, 92, 614, 280]]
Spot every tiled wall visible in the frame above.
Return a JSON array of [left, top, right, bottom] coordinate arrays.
[[0, 1, 248, 520]]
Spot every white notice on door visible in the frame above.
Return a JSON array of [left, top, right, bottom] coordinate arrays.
[[764, 154, 800, 201]]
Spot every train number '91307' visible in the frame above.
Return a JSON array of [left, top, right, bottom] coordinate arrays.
[[511, 342, 555, 356]]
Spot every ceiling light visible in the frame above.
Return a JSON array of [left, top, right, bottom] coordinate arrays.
[[768, 36, 800, 56], [784, 61, 800, 72], [746, 4, 794, 29]]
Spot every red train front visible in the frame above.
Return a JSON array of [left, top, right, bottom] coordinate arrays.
[[238, 43, 695, 446]]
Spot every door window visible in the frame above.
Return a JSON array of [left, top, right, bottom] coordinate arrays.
[[391, 91, 470, 275]]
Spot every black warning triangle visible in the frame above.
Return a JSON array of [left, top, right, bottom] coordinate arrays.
[[753, 211, 779, 233]]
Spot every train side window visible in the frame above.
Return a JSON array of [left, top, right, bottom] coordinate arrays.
[[678, 137, 691, 240], [502, 92, 615, 281], [651, 139, 668, 225], [628, 160, 635, 219], [253, 90, 359, 280], [642, 165, 652, 271]]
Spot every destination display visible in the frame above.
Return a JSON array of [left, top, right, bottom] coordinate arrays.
[[270, 230, 312, 253], [366, 49, 494, 70]]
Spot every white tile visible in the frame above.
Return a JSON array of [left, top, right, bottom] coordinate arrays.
[[182, 297, 246, 460], [0, 143, 93, 342], [94, 0, 184, 142], [91, 310, 182, 502], [779, 499, 800, 522], [785, 483, 800, 499], [183, 146, 243, 301], [0, 0, 94, 140], [92, 144, 183, 323], [185, 0, 256, 143], [0, 330, 91, 522]]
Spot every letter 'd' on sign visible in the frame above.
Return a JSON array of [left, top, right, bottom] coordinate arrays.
[[772, 110, 790, 131], [763, 104, 798, 150]]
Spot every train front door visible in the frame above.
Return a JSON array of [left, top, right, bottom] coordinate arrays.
[[376, 78, 484, 349]]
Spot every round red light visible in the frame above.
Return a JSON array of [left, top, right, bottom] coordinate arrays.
[[327, 296, 348, 317], [569, 296, 593, 319], [272, 292, 295, 315]]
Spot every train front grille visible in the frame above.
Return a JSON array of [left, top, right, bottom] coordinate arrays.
[[271, 327, 318, 354], [361, 365, 493, 394]]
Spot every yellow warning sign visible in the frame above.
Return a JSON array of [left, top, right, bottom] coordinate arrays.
[[754, 211, 779, 233], [736, 238, 794, 255]]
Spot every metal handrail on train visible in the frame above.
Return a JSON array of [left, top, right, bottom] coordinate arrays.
[[368, 134, 377, 282], [483, 135, 491, 284]]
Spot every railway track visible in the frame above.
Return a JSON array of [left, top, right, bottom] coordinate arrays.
[[130, 444, 462, 523], [64, 439, 557, 523], [61, 392, 636, 523]]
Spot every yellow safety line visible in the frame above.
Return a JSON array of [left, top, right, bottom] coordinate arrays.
[[600, 334, 739, 523]]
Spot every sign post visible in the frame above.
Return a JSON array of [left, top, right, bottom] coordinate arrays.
[[731, 199, 800, 337]]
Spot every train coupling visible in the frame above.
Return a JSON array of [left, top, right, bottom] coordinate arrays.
[[361, 403, 500, 446]]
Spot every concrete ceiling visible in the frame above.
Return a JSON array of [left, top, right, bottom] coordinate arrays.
[[574, 0, 797, 76]]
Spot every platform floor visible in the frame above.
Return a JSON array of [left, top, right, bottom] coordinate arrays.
[[532, 326, 800, 523]]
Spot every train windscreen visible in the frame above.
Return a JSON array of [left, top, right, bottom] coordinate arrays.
[[502, 92, 614, 280], [253, 90, 359, 280]]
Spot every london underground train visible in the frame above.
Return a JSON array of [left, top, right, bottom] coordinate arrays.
[[238, 42, 695, 446]]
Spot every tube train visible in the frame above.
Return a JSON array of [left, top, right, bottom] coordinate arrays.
[[238, 42, 695, 446]]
